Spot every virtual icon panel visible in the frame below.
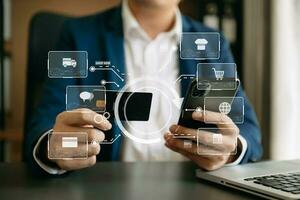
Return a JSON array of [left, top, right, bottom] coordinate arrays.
[[48, 51, 88, 78], [204, 97, 244, 124], [48, 132, 88, 159], [197, 128, 238, 156], [180, 32, 220, 60], [66, 86, 106, 113], [197, 63, 237, 90]]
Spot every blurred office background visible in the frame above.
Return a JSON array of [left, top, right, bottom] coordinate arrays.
[[0, 0, 299, 162]]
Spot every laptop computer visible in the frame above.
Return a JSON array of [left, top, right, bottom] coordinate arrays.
[[196, 159, 300, 200]]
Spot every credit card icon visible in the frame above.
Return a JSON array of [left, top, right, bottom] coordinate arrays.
[[48, 132, 88, 159], [62, 137, 78, 148]]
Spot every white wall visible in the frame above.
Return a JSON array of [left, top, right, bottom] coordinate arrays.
[[271, 0, 300, 160]]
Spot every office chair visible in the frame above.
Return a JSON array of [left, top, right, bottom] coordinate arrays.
[[0, 0, 4, 161], [23, 12, 71, 160]]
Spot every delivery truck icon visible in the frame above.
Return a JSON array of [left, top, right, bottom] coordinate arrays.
[[48, 51, 88, 78], [62, 58, 77, 68]]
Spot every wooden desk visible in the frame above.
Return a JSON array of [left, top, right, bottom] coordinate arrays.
[[0, 162, 261, 200]]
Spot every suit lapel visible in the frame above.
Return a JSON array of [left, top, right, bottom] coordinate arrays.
[[100, 6, 125, 161], [104, 6, 126, 91], [179, 16, 198, 97]]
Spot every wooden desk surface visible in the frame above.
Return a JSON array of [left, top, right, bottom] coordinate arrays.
[[0, 162, 260, 200]]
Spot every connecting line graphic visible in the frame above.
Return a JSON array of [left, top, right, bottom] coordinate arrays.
[[172, 134, 196, 139], [185, 108, 196, 112], [174, 74, 195, 84], [105, 82, 119, 87], [101, 80, 120, 88], [100, 134, 121, 145], [89, 65, 124, 82], [111, 65, 120, 73], [95, 68, 124, 82]]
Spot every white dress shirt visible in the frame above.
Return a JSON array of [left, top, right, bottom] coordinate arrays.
[[120, 0, 185, 161], [33, 0, 247, 174]]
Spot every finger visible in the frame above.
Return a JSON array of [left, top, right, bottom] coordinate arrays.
[[165, 142, 222, 171], [168, 126, 238, 152], [165, 142, 228, 171], [192, 109, 234, 128], [169, 124, 235, 140], [169, 124, 238, 144], [196, 142, 236, 155], [57, 109, 112, 130], [87, 129, 105, 143], [88, 143, 100, 156], [165, 132, 237, 155], [165, 140, 205, 159], [165, 135, 221, 155], [56, 155, 97, 171], [54, 126, 105, 143], [169, 125, 197, 141], [199, 134, 238, 152]]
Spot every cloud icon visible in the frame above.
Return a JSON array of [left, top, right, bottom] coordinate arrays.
[[80, 91, 94, 102]]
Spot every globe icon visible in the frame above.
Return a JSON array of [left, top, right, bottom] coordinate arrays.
[[219, 102, 231, 115]]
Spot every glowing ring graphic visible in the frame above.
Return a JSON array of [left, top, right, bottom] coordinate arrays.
[[123, 86, 172, 135], [114, 78, 180, 144]]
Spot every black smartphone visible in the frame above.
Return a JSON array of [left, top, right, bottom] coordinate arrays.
[[178, 78, 240, 129]]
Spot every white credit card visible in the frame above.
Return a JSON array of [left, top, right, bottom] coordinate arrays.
[[62, 137, 78, 148]]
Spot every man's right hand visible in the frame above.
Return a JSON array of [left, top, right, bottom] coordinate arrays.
[[49, 108, 112, 171]]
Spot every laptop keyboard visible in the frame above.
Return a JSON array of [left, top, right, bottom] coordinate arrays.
[[244, 172, 300, 194]]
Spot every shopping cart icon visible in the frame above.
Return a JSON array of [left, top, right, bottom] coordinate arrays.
[[212, 68, 224, 80]]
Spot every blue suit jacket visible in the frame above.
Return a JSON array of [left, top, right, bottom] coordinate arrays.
[[25, 6, 262, 174]]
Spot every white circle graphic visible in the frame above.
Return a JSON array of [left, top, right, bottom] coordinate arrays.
[[114, 78, 180, 144]]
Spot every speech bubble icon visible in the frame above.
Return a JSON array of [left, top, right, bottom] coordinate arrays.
[[80, 91, 94, 102]]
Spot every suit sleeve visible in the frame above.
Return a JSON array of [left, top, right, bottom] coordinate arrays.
[[219, 35, 263, 163], [24, 20, 78, 175]]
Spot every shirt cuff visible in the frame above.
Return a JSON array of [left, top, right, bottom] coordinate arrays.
[[33, 129, 67, 175], [225, 135, 247, 166]]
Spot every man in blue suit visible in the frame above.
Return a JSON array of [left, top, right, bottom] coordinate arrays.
[[25, 0, 262, 175]]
